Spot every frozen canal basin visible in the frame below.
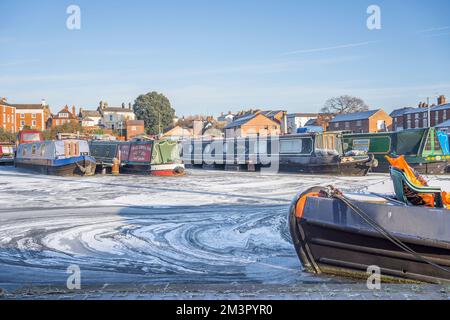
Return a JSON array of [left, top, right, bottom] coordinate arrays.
[[0, 167, 448, 300]]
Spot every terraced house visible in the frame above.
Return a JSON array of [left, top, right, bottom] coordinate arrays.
[[13, 100, 52, 132], [0, 98, 16, 133], [391, 95, 449, 130], [329, 109, 392, 133]]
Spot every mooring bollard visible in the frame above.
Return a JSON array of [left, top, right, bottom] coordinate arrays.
[[112, 158, 120, 175]]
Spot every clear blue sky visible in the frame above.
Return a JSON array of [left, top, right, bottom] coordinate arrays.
[[1, 0, 449, 116]]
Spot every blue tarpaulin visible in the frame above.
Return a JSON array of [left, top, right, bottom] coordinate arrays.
[[437, 130, 450, 155]]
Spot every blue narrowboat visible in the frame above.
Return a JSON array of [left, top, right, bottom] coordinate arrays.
[[15, 140, 96, 176]]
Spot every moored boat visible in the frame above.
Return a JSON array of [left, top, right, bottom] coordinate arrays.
[[182, 132, 377, 175], [15, 140, 96, 176], [0, 144, 15, 165], [289, 157, 450, 284], [89, 139, 185, 176], [343, 128, 448, 174]]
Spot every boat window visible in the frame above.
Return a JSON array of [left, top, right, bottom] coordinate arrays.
[[314, 134, 341, 155], [23, 133, 41, 142], [280, 138, 312, 154]]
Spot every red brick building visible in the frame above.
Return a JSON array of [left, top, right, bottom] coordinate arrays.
[[0, 98, 16, 133], [391, 95, 449, 130], [13, 102, 51, 132], [329, 109, 392, 133], [51, 105, 79, 128], [126, 120, 145, 140]]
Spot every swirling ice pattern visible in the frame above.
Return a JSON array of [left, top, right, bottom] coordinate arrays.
[[0, 204, 304, 289]]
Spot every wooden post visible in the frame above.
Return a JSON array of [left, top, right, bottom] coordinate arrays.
[[112, 158, 120, 175]]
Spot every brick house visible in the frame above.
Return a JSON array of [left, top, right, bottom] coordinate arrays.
[[329, 109, 392, 133], [51, 105, 79, 128], [125, 120, 145, 140], [390, 107, 414, 131], [0, 98, 16, 133], [391, 95, 449, 130], [13, 101, 52, 132], [224, 112, 282, 137]]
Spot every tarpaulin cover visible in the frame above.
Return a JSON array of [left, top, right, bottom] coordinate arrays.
[[394, 129, 426, 155], [437, 131, 450, 155]]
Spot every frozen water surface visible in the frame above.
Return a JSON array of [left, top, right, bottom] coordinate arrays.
[[0, 167, 449, 300]]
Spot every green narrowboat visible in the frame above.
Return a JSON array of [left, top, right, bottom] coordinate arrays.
[[343, 128, 449, 174]]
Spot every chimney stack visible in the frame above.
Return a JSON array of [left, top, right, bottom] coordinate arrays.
[[129, 102, 132, 110], [0, 97, 6, 103], [72, 105, 76, 116], [438, 95, 446, 106], [41, 99, 47, 107], [122, 102, 125, 109]]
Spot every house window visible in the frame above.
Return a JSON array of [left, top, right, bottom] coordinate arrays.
[[2, 114, 5, 123], [414, 113, 419, 119], [435, 111, 440, 123], [407, 120, 411, 129], [415, 119, 419, 128], [356, 120, 362, 126], [32, 113, 36, 118], [407, 114, 411, 120], [377, 120, 386, 131], [345, 122, 350, 129], [444, 111, 447, 121], [109, 115, 113, 121], [59, 113, 68, 118], [132, 126, 136, 131], [423, 118, 427, 127], [32, 120, 36, 127], [20, 113, 25, 118], [334, 123, 339, 128], [394, 118, 397, 124], [20, 120, 25, 126]]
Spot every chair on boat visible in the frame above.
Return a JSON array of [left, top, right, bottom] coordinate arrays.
[[390, 167, 444, 208]]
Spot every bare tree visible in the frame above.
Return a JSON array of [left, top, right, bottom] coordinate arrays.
[[321, 95, 370, 114]]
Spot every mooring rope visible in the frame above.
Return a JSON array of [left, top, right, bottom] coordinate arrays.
[[326, 185, 450, 275]]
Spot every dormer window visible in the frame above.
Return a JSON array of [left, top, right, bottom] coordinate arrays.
[[59, 113, 69, 118]]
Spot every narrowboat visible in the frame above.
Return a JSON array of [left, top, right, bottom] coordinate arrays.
[[89, 139, 185, 176], [15, 140, 96, 176], [16, 129, 44, 146], [182, 132, 377, 176], [343, 128, 448, 174], [289, 158, 450, 284], [0, 144, 15, 165]]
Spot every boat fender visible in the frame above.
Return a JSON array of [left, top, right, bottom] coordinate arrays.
[[174, 166, 185, 175], [75, 161, 95, 176], [295, 192, 321, 218]]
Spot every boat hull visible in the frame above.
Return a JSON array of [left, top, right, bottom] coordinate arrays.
[[289, 187, 450, 284], [14, 156, 96, 176], [371, 160, 447, 175], [121, 163, 185, 176], [278, 156, 374, 176]]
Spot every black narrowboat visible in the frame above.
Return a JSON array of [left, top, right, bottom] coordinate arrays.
[[182, 132, 377, 176], [289, 168, 450, 284]]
